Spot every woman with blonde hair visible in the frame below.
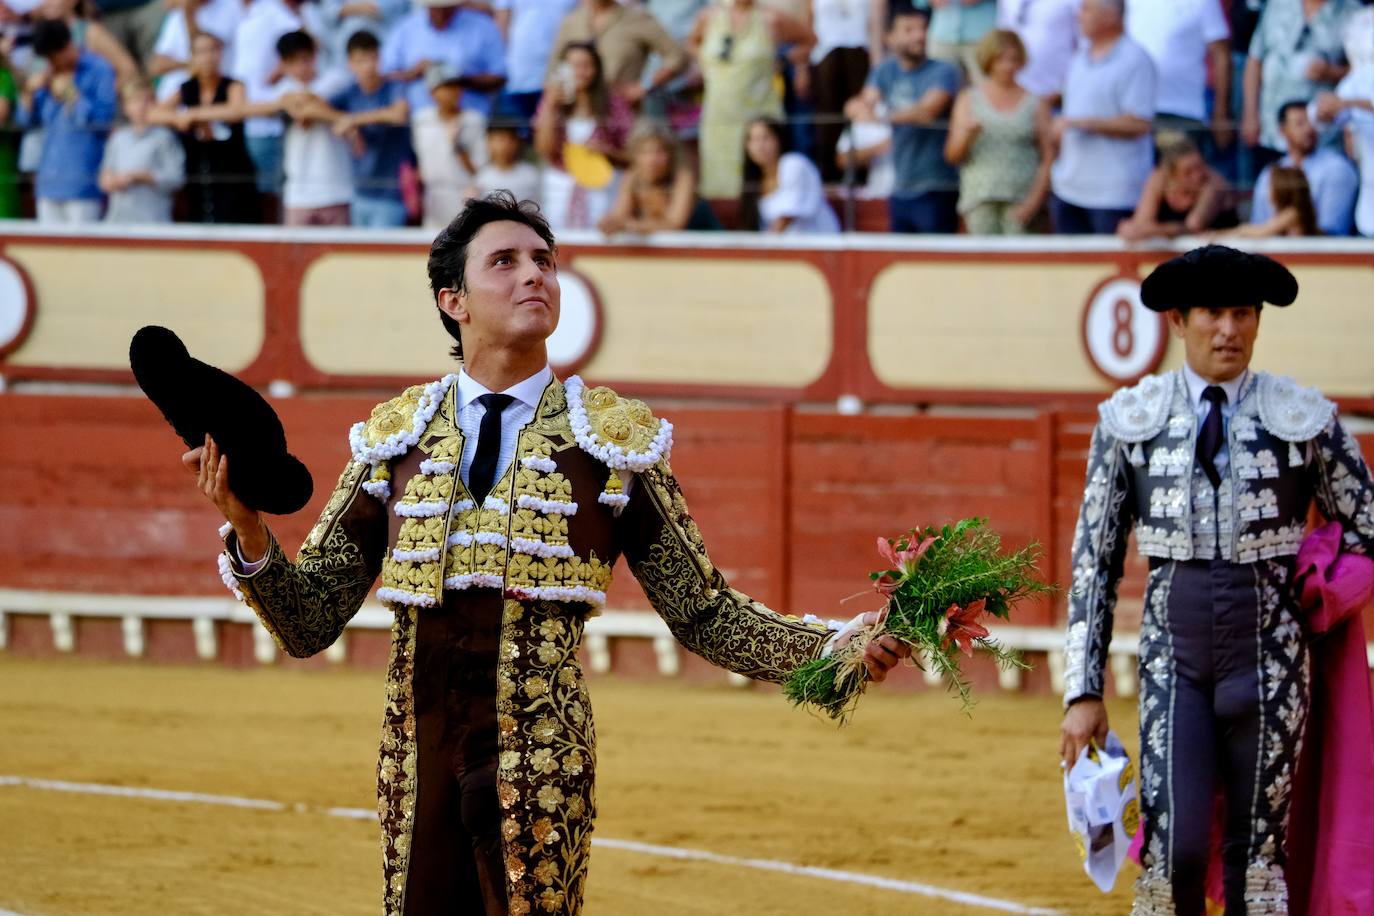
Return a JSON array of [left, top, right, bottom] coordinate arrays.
[[1117, 136, 1238, 240], [598, 122, 720, 234], [944, 28, 1051, 234]]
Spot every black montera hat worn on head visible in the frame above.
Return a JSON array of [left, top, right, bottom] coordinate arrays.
[[1139, 245, 1299, 312], [130, 325, 314, 515]]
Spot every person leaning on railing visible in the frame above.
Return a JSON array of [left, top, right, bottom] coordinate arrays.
[[150, 29, 258, 224], [1116, 136, 1238, 242], [597, 121, 719, 235]]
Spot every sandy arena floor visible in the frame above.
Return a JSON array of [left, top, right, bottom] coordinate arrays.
[[0, 658, 1140, 915]]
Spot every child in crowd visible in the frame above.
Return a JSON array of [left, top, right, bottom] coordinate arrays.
[[99, 80, 185, 223], [1213, 166, 1321, 238], [327, 30, 411, 227], [471, 121, 539, 204], [411, 62, 486, 229], [23, 18, 116, 224], [270, 30, 354, 226]]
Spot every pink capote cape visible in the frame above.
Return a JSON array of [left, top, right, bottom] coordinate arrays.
[[1125, 522, 1374, 914], [1285, 521, 1374, 916]]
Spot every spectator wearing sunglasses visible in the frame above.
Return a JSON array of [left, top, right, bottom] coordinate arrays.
[[689, 0, 813, 197]]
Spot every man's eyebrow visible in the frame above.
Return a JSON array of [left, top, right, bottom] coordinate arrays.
[[485, 247, 556, 260]]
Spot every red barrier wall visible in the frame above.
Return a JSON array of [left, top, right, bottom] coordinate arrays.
[[10, 390, 1367, 646]]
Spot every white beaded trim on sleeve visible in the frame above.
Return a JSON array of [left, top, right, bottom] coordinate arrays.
[[217, 551, 245, 602]]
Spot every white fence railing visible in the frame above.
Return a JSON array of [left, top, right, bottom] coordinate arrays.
[[2, 589, 1370, 696]]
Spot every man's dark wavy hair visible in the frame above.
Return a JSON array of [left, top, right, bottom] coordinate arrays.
[[427, 191, 556, 362]]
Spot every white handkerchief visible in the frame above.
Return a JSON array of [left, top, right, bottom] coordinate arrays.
[[1063, 730, 1140, 892]]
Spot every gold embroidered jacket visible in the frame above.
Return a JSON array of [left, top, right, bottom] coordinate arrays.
[[220, 374, 833, 915]]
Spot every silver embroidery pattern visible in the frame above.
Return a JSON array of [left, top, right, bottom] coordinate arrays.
[[1064, 424, 1135, 703], [1313, 418, 1374, 550], [1100, 372, 1176, 443], [1243, 564, 1308, 904], [1255, 373, 1336, 442], [1135, 565, 1174, 895]]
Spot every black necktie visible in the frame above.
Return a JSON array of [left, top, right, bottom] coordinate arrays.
[[468, 393, 514, 504], [1196, 385, 1227, 488]]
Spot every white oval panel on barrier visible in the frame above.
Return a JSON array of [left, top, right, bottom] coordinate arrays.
[[1081, 277, 1166, 384], [547, 269, 600, 373], [0, 257, 31, 355]]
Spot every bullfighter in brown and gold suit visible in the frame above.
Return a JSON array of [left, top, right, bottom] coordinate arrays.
[[185, 192, 910, 916]]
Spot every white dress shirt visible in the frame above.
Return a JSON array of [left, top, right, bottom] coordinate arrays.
[[455, 365, 552, 492], [1181, 364, 1249, 477]]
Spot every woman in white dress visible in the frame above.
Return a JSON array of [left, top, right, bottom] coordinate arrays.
[[738, 116, 840, 232]]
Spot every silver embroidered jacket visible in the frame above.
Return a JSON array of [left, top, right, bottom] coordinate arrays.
[[1063, 369, 1374, 704]]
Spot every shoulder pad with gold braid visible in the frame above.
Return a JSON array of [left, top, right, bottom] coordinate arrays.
[[348, 373, 459, 466], [563, 375, 672, 473]]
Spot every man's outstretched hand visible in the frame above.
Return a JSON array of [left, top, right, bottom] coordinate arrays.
[[182, 434, 268, 563], [833, 607, 913, 683]]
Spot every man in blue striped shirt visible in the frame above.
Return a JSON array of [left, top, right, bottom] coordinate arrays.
[[22, 19, 118, 224]]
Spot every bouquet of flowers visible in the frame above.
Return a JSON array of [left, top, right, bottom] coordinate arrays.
[[784, 518, 1053, 722]]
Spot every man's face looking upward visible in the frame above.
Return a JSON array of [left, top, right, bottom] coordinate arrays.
[[439, 221, 561, 359]]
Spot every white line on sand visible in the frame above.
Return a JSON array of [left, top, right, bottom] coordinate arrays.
[[2, 775, 1058, 915]]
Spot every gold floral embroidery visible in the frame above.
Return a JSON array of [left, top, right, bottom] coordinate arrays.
[[627, 465, 828, 684], [377, 606, 419, 916], [496, 598, 596, 914]]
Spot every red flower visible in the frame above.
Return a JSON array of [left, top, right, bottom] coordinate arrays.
[[874, 534, 938, 594], [942, 598, 990, 657]]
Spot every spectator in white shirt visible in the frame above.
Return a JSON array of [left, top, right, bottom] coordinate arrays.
[[148, 0, 244, 103], [1048, 0, 1156, 233], [739, 115, 839, 233], [99, 80, 186, 223], [1126, 0, 1232, 155], [412, 63, 488, 229], [231, 0, 343, 203], [233, 0, 307, 202], [472, 122, 540, 206], [270, 29, 355, 225], [1311, 5, 1374, 236], [997, 0, 1080, 103]]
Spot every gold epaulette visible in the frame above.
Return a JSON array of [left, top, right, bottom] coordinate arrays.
[[349, 373, 459, 466], [564, 376, 673, 473]]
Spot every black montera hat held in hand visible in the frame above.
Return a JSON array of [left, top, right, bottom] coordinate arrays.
[[1140, 245, 1299, 312], [130, 325, 314, 514]]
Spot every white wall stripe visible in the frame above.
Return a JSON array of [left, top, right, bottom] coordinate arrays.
[[1, 775, 1059, 914]]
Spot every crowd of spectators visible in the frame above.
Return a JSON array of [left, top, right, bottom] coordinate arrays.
[[0, 0, 1372, 237]]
